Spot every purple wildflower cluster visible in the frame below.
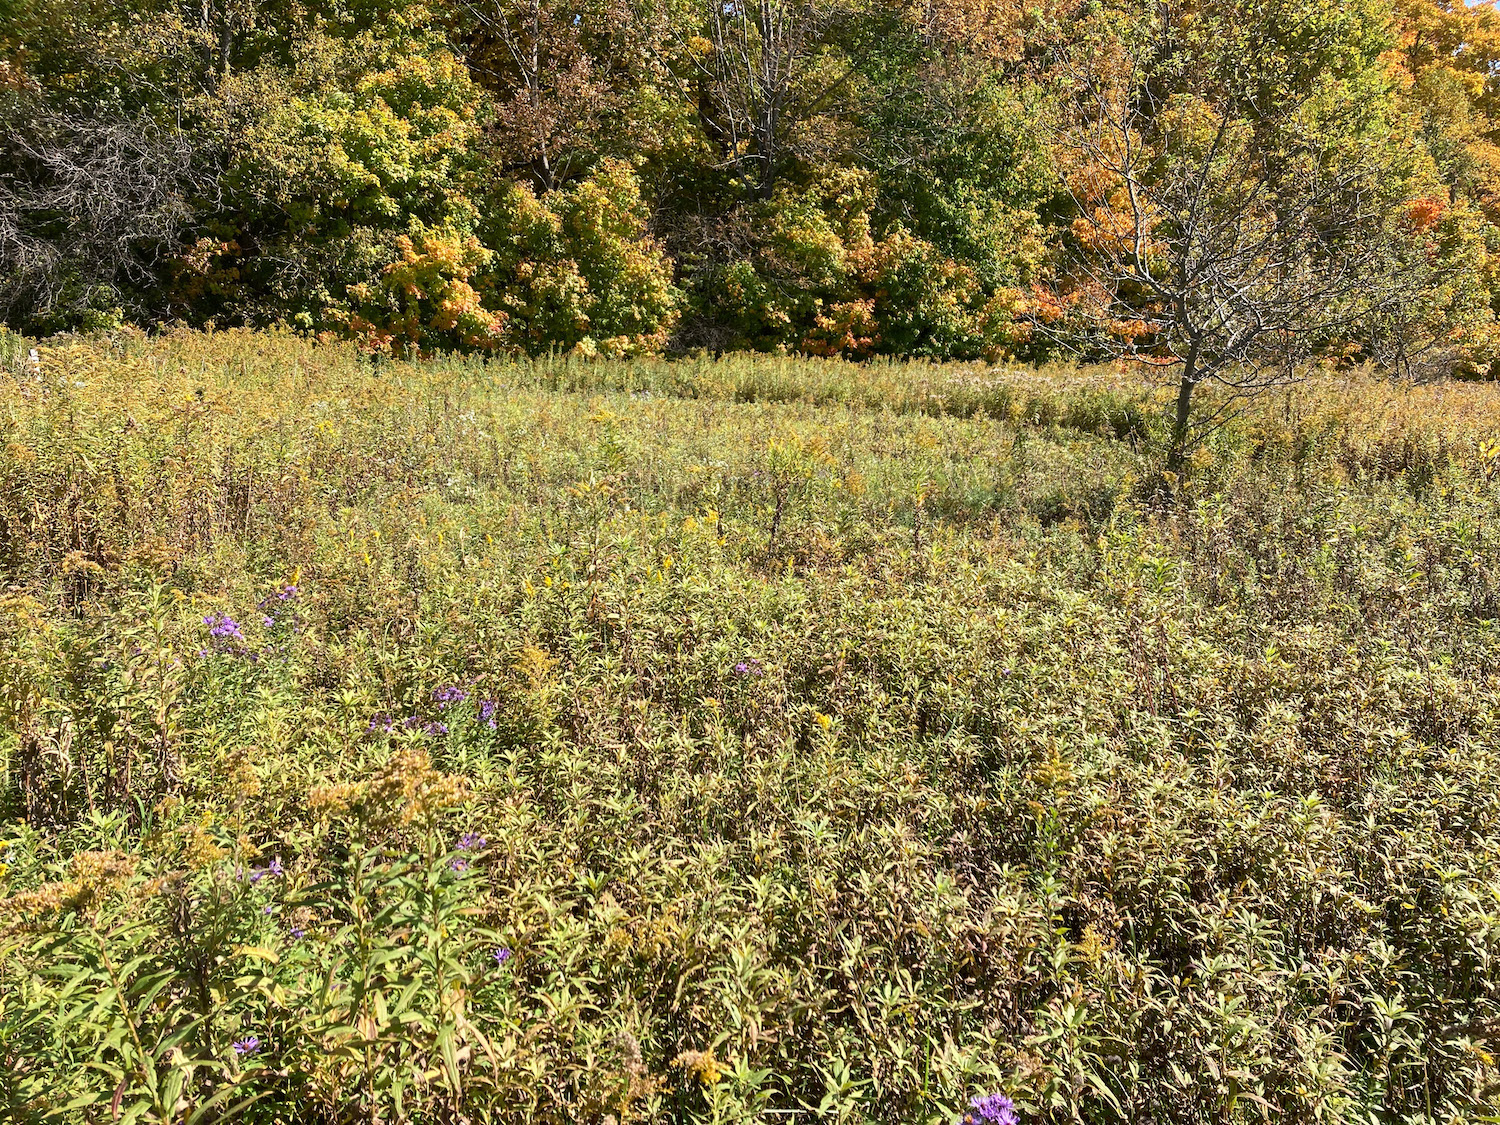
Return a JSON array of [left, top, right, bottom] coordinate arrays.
[[438, 683, 501, 727], [256, 583, 304, 640], [247, 857, 284, 883], [199, 613, 249, 659], [200, 584, 305, 662], [960, 1094, 1018, 1125], [367, 713, 448, 737], [494, 946, 512, 966], [449, 832, 487, 873], [368, 685, 501, 738], [204, 613, 244, 640], [732, 658, 765, 677]]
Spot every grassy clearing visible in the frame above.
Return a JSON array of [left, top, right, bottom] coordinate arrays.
[[2, 330, 1500, 1124]]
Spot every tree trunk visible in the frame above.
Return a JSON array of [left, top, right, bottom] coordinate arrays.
[[1168, 343, 1198, 473]]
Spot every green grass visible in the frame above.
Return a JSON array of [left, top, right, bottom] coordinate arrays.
[[2, 329, 1500, 1124]]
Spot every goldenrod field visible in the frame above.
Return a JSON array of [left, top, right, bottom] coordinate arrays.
[[3, 330, 1500, 1124]]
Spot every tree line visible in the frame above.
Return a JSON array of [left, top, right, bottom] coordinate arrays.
[[2, 0, 1498, 376]]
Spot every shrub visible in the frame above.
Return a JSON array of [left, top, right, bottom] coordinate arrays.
[[481, 161, 682, 356], [344, 226, 507, 355]]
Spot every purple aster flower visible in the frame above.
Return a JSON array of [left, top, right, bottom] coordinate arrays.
[[458, 833, 486, 850], [204, 613, 244, 641], [263, 905, 274, 915], [262, 615, 275, 627], [290, 926, 306, 940], [449, 857, 469, 873], [249, 857, 284, 883], [276, 584, 298, 600], [433, 685, 468, 708], [232, 1036, 261, 1056], [421, 720, 448, 737], [732, 658, 764, 676], [478, 699, 499, 729], [961, 1093, 1018, 1125], [494, 947, 512, 967]]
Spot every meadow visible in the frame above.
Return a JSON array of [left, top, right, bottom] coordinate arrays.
[[1, 328, 1499, 1124]]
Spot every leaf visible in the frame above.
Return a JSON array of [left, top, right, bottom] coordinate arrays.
[[185, 1086, 269, 1125], [230, 945, 281, 965], [437, 1025, 461, 1091]]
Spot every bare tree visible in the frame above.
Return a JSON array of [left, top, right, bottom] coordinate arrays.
[[0, 94, 205, 328], [1050, 10, 1437, 470], [459, 0, 617, 192], [654, 0, 860, 199]]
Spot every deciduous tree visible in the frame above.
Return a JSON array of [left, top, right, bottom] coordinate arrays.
[[1052, 0, 1472, 470]]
